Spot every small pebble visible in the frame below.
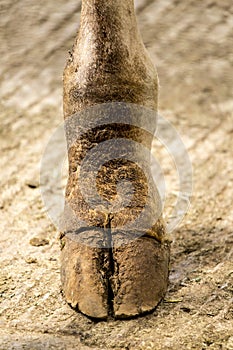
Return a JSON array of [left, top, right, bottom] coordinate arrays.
[[30, 237, 49, 247], [25, 257, 38, 264]]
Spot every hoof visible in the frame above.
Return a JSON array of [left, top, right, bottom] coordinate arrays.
[[112, 235, 170, 318], [60, 230, 170, 319]]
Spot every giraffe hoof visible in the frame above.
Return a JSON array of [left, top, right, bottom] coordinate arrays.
[[112, 234, 170, 318], [60, 230, 109, 319], [60, 231, 170, 319]]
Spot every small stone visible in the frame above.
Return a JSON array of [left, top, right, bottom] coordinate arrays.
[[30, 237, 49, 247], [25, 257, 38, 264]]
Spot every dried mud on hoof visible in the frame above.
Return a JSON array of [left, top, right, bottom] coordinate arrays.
[[60, 232, 170, 319]]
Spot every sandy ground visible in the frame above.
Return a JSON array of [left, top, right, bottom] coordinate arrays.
[[0, 0, 233, 349]]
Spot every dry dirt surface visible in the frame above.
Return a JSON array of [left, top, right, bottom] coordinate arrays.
[[0, 0, 233, 349]]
